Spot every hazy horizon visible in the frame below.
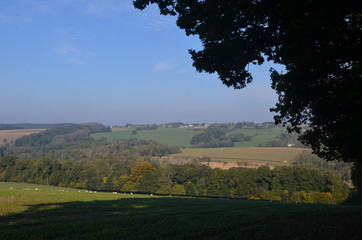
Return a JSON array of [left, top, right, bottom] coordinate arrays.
[[1, 1, 283, 126]]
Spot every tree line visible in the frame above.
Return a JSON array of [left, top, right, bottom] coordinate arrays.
[[294, 151, 352, 183], [14, 123, 111, 147], [4, 138, 181, 166], [0, 155, 349, 204], [190, 130, 250, 148]]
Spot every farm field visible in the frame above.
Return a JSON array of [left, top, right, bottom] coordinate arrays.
[[1, 182, 361, 240], [0, 129, 44, 145], [170, 147, 311, 168], [91, 127, 288, 148]]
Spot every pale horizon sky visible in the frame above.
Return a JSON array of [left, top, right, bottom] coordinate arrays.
[[1, 0, 283, 126]]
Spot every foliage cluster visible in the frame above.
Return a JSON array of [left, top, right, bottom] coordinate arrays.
[[0, 123, 76, 130], [135, 125, 158, 131], [0, 124, 24, 130], [293, 151, 352, 182], [0, 155, 349, 204], [14, 123, 111, 147], [5, 138, 180, 165], [190, 130, 248, 148]]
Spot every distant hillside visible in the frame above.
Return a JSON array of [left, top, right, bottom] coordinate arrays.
[[15, 123, 111, 147], [0, 123, 74, 130], [91, 124, 300, 149], [92, 127, 199, 148]]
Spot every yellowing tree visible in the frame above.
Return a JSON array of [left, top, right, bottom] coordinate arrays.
[[122, 162, 156, 192]]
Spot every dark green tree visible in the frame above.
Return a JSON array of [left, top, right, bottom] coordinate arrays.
[[256, 165, 272, 190], [133, 0, 362, 190]]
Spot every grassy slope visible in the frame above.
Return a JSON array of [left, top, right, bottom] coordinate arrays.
[[91, 127, 288, 149], [1, 182, 361, 240], [172, 147, 310, 165]]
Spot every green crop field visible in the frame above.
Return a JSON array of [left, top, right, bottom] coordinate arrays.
[[91, 127, 199, 148], [1, 182, 361, 240], [171, 147, 311, 167]]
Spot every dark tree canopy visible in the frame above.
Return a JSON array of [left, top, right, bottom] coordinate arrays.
[[133, 0, 361, 165]]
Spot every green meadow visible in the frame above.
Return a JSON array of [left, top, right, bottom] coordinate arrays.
[[1, 182, 361, 240], [91, 127, 287, 148], [230, 128, 287, 147]]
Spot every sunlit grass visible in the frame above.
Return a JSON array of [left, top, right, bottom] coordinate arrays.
[[0, 182, 155, 216], [1, 182, 361, 239]]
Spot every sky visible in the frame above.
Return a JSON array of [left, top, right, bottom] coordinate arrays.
[[0, 0, 282, 126]]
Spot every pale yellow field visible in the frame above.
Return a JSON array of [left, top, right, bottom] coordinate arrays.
[[171, 147, 311, 166], [0, 129, 44, 145]]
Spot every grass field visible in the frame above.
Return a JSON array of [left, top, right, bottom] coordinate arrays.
[[0, 129, 44, 145], [171, 147, 310, 167], [91, 127, 200, 148], [1, 182, 362, 240], [91, 127, 288, 148]]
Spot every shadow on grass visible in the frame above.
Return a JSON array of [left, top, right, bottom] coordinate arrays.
[[1, 197, 362, 240]]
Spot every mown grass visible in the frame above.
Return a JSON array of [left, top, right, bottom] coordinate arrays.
[[0, 182, 151, 216], [1, 182, 361, 239], [171, 147, 310, 166]]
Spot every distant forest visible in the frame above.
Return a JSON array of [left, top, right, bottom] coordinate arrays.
[[0, 123, 76, 130]]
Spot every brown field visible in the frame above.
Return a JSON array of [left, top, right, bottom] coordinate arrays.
[[169, 147, 312, 169], [0, 129, 44, 145]]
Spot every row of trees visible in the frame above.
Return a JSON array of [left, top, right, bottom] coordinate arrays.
[[0, 155, 349, 204], [190, 130, 251, 148], [4, 138, 180, 165]]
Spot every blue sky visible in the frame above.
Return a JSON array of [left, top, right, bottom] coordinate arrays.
[[0, 0, 281, 126]]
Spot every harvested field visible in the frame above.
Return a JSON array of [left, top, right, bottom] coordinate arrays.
[[0, 129, 44, 145], [170, 147, 312, 168]]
